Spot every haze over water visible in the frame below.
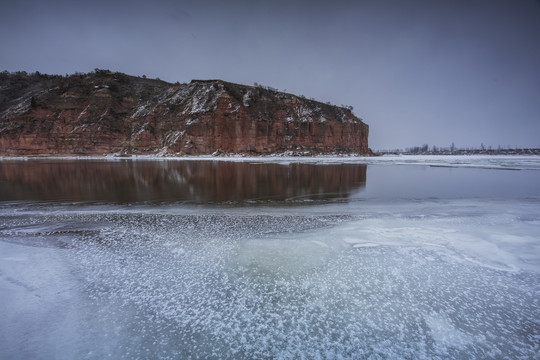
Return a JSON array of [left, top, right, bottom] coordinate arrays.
[[1, 156, 539, 359]]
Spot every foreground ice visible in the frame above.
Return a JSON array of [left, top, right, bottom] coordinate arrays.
[[1, 199, 539, 359]]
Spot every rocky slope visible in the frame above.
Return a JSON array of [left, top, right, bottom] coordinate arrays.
[[0, 70, 369, 156]]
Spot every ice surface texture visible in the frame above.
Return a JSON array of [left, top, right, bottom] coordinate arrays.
[[1, 201, 539, 359]]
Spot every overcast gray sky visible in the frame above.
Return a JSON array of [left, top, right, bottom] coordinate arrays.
[[2, 0, 539, 150]]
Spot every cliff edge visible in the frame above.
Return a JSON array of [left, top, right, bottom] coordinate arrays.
[[0, 70, 369, 156]]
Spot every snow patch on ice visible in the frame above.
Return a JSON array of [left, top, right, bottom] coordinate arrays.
[[338, 214, 540, 273], [171, 247, 186, 256], [425, 313, 474, 349]]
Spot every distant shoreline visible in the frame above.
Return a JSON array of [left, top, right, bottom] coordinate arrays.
[[377, 148, 540, 156], [0, 152, 537, 158], [2, 154, 539, 172]]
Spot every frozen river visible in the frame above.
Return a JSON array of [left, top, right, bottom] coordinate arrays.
[[1, 156, 539, 359]]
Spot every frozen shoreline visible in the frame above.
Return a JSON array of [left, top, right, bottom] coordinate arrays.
[[2, 153, 540, 170]]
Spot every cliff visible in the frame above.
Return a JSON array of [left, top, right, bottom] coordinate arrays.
[[0, 70, 369, 156]]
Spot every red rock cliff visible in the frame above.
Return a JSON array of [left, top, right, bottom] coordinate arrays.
[[0, 71, 369, 155]]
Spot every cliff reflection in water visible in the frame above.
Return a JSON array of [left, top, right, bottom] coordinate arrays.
[[0, 160, 366, 204]]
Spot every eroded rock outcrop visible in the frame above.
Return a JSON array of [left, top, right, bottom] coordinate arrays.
[[0, 71, 369, 155]]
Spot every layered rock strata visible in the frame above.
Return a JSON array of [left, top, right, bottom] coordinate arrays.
[[0, 71, 369, 155]]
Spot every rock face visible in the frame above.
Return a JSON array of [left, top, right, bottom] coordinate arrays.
[[0, 70, 369, 155]]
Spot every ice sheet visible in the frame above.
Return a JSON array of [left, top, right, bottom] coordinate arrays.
[[0, 198, 538, 359]]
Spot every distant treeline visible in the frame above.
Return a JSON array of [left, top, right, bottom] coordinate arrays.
[[378, 144, 540, 155]]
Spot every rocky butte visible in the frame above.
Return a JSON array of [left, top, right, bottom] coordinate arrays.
[[0, 70, 369, 156]]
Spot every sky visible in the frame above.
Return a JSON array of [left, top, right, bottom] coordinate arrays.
[[1, 0, 540, 150]]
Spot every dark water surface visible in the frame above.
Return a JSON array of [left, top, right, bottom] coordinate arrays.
[[0, 160, 367, 204], [1, 158, 538, 204]]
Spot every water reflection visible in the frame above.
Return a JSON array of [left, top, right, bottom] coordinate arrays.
[[0, 160, 366, 204]]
